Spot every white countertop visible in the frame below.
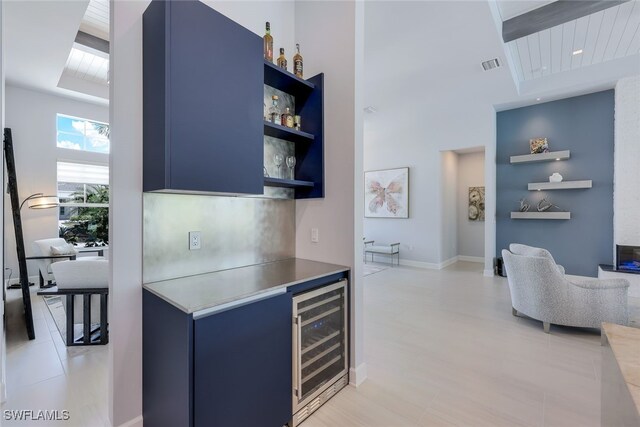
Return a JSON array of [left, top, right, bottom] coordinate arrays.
[[143, 258, 349, 314]]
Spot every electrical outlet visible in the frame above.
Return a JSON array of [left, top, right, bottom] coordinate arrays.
[[189, 231, 202, 250], [311, 228, 319, 243]]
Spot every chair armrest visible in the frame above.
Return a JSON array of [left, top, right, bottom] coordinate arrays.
[[556, 264, 565, 275], [26, 254, 77, 261], [568, 278, 630, 290], [390, 243, 400, 247], [78, 249, 105, 256], [37, 286, 108, 296], [364, 240, 374, 246]]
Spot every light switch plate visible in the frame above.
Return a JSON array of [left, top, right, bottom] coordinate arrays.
[[189, 231, 202, 250], [311, 228, 319, 243]]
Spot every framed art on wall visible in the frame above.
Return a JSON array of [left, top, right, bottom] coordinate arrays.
[[364, 167, 409, 218]]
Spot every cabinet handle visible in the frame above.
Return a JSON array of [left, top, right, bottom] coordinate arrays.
[[295, 315, 302, 399]]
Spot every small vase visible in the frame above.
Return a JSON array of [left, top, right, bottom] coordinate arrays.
[[549, 173, 563, 183]]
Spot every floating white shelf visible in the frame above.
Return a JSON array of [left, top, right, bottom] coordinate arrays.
[[511, 212, 571, 220], [510, 150, 570, 164], [528, 180, 592, 191]]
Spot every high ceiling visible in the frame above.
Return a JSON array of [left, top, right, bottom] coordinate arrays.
[[3, 0, 109, 104], [490, 0, 640, 97]]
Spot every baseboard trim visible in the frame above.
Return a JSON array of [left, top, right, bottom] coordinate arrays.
[[439, 256, 459, 269], [457, 255, 484, 263], [483, 269, 495, 277], [398, 259, 440, 269], [349, 363, 367, 387], [117, 415, 143, 427]]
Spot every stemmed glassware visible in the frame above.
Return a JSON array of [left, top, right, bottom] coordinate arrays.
[[274, 154, 284, 179], [286, 156, 296, 180]]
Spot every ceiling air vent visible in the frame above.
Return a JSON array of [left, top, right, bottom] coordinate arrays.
[[481, 58, 501, 71]]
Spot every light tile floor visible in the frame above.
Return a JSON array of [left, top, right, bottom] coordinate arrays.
[[1, 285, 109, 427], [2, 262, 638, 427], [305, 261, 640, 427]]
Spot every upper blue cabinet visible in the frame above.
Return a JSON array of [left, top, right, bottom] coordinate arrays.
[[143, 1, 264, 194]]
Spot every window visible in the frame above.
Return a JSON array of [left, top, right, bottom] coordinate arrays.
[[57, 161, 109, 246], [56, 114, 110, 154]]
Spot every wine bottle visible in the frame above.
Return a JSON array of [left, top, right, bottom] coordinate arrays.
[[293, 44, 303, 78], [269, 96, 281, 125], [277, 48, 287, 71], [263, 22, 273, 63], [281, 108, 294, 128]]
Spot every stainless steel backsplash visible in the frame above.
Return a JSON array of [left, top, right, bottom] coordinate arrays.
[[143, 193, 295, 283]]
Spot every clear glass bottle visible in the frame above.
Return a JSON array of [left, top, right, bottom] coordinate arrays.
[[281, 107, 294, 128], [294, 115, 301, 131], [277, 48, 287, 71], [293, 44, 303, 78], [263, 22, 273, 63], [269, 95, 281, 125]]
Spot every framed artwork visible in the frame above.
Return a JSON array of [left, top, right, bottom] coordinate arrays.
[[364, 167, 409, 218], [468, 186, 485, 221]]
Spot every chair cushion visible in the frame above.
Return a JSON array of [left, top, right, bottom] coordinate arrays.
[[50, 243, 79, 256], [366, 245, 398, 254]]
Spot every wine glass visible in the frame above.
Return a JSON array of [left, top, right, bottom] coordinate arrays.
[[286, 156, 296, 180], [274, 154, 284, 179]]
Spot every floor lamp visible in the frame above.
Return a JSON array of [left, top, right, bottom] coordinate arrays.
[[4, 128, 59, 340]]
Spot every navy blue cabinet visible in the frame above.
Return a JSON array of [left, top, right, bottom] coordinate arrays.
[[143, 290, 292, 427], [193, 293, 292, 427], [143, 1, 263, 194]]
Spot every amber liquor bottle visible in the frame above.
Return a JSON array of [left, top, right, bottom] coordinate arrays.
[[281, 108, 294, 128], [263, 22, 273, 62], [277, 48, 287, 71], [293, 44, 303, 78]]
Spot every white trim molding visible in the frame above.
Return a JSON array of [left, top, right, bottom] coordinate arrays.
[[117, 415, 143, 427], [457, 255, 484, 263], [484, 269, 495, 277], [349, 362, 368, 387]]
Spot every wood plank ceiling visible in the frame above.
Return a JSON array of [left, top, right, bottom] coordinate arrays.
[[497, 0, 640, 82]]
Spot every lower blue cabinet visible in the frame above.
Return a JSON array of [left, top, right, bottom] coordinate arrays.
[[143, 290, 292, 427], [193, 292, 292, 427]]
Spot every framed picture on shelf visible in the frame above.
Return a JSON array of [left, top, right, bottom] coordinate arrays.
[[468, 186, 485, 221], [364, 167, 409, 218]]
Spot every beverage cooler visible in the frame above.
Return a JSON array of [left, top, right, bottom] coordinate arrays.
[[292, 279, 349, 426]]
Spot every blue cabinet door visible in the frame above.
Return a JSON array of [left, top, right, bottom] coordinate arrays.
[[193, 293, 292, 427], [143, 1, 264, 194]]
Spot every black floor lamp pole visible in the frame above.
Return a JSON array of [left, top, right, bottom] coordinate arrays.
[[4, 128, 35, 340]]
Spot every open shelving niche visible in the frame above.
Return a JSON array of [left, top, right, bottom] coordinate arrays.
[[263, 61, 324, 199]]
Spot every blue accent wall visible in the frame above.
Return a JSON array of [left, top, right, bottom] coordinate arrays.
[[496, 90, 614, 277]]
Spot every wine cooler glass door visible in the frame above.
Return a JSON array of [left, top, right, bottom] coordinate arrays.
[[293, 280, 348, 411]]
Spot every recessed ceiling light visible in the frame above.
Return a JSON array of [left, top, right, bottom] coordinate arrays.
[[572, 49, 583, 56], [536, 97, 541, 101], [555, 158, 561, 161]]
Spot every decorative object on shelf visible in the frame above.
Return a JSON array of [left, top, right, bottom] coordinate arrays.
[[263, 22, 273, 63], [274, 153, 284, 179], [468, 187, 485, 221], [518, 198, 530, 212], [263, 166, 269, 177], [293, 43, 303, 78], [277, 48, 287, 71], [364, 167, 409, 218], [286, 156, 296, 180], [549, 172, 563, 183], [269, 95, 281, 125], [281, 107, 294, 128], [294, 115, 301, 131], [530, 137, 549, 154], [537, 197, 563, 212], [263, 102, 267, 121]]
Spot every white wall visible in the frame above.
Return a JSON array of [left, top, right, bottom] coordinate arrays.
[[614, 75, 640, 250], [109, 1, 298, 425], [457, 151, 485, 259], [294, 0, 365, 384], [3, 85, 108, 278], [439, 151, 458, 265]]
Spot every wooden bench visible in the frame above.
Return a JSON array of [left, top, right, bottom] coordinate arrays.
[[364, 240, 400, 266]]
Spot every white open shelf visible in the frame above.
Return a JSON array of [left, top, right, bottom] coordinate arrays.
[[511, 212, 571, 220], [510, 150, 570, 164], [528, 180, 592, 191]]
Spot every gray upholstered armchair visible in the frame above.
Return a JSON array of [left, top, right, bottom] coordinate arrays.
[[502, 244, 629, 333]]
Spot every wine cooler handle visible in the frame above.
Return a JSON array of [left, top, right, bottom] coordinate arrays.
[[295, 315, 303, 399]]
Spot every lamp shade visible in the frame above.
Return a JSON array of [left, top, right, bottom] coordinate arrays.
[[27, 195, 59, 209]]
